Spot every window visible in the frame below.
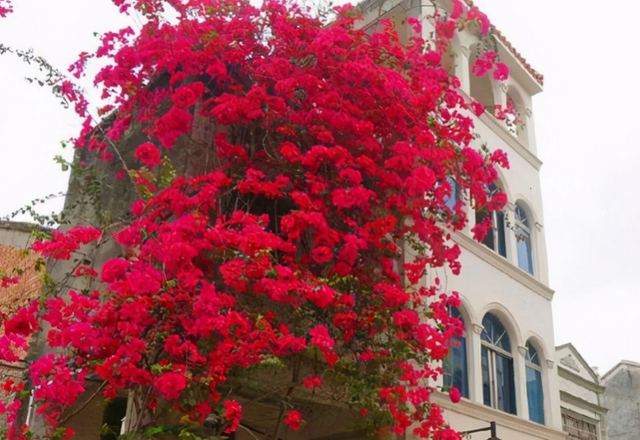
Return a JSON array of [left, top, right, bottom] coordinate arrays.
[[476, 184, 507, 257], [443, 177, 460, 211], [101, 397, 128, 440], [515, 204, 534, 274], [481, 313, 516, 414], [505, 95, 521, 137], [469, 46, 495, 110], [526, 342, 545, 424], [562, 410, 598, 440], [443, 306, 469, 398]]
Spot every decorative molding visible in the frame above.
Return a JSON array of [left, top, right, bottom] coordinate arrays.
[[560, 355, 581, 373], [450, 231, 555, 301], [431, 392, 567, 440], [546, 359, 555, 369], [559, 391, 608, 415], [557, 367, 605, 394], [517, 346, 527, 357], [535, 221, 543, 231], [472, 324, 484, 335]]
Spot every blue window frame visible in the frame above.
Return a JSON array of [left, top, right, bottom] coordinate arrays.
[[515, 204, 534, 274], [443, 306, 469, 398], [526, 342, 545, 424], [481, 313, 516, 415]]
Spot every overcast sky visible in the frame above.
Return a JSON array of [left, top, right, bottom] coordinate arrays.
[[0, 0, 635, 374]]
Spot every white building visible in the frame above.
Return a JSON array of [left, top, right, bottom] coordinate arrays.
[[555, 344, 607, 440], [358, 1, 566, 439]]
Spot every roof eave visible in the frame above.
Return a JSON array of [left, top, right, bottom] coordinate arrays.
[[496, 38, 543, 96]]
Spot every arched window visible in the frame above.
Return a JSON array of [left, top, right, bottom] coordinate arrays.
[[505, 90, 530, 147], [443, 306, 469, 398], [526, 342, 545, 424], [505, 95, 521, 137], [469, 46, 495, 111], [515, 204, 534, 274], [476, 184, 507, 257], [481, 313, 516, 414]]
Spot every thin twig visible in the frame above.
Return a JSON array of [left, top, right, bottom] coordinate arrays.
[[59, 380, 107, 425]]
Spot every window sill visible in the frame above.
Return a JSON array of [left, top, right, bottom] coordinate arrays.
[[458, 90, 543, 171], [478, 112, 543, 171], [432, 392, 566, 440], [450, 231, 554, 301]]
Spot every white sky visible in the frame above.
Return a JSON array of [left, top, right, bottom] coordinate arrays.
[[0, 0, 635, 374]]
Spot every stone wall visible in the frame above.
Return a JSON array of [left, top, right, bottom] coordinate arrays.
[[603, 363, 640, 440]]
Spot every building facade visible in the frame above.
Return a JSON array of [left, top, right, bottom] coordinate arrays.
[[7, 1, 572, 440], [358, 1, 566, 439], [556, 344, 608, 440], [601, 360, 640, 440]]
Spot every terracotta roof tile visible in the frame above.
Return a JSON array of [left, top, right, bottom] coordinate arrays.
[[0, 245, 42, 362], [0, 245, 41, 314], [463, 0, 543, 86]]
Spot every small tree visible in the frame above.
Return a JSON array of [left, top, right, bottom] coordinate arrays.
[[0, 1, 510, 439]]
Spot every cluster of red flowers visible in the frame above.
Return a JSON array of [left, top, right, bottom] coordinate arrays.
[[0, 0, 510, 439], [0, 0, 12, 17]]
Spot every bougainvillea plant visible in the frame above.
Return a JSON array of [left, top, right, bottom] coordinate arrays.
[[0, 0, 511, 439]]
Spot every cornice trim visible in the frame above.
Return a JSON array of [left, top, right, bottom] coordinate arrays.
[[559, 391, 608, 415], [450, 231, 555, 300], [431, 392, 567, 440], [558, 367, 605, 394]]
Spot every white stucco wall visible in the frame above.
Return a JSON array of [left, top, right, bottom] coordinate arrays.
[[358, 1, 562, 438]]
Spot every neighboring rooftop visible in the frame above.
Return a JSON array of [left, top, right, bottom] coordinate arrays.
[[601, 360, 640, 383], [0, 221, 42, 314]]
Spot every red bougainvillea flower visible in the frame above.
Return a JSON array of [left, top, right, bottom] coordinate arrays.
[[284, 410, 303, 430], [0, 0, 12, 17], [223, 400, 242, 433], [134, 142, 162, 168], [303, 375, 322, 389], [449, 387, 462, 403], [493, 62, 510, 81]]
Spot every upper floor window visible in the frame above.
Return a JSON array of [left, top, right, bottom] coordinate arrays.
[[526, 342, 545, 424], [476, 184, 507, 257], [515, 204, 534, 274], [562, 409, 598, 440], [469, 46, 495, 111], [443, 176, 460, 211], [505, 95, 521, 137], [505, 90, 530, 148], [481, 313, 516, 415], [443, 306, 469, 398]]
